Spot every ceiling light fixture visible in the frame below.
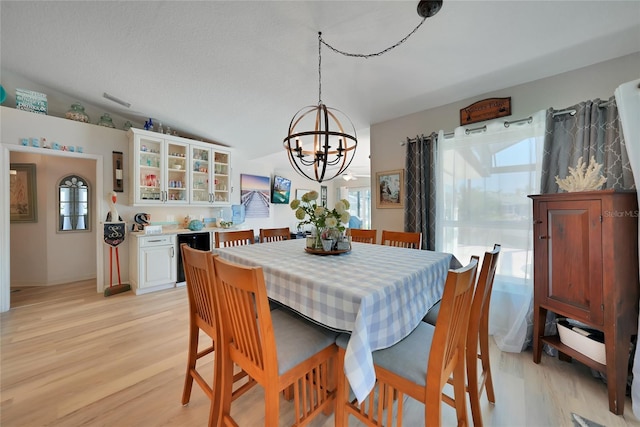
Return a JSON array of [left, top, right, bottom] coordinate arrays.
[[342, 172, 357, 181], [284, 1, 444, 183], [283, 32, 357, 183]]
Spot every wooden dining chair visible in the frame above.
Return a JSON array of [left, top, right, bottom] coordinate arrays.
[[335, 257, 479, 427], [212, 255, 338, 427], [179, 244, 255, 426], [380, 230, 422, 249], [214, 229, 255, 248], [423, 244, 501, 427], [348, 228, 377, 244], [259, 227, 291, 243]]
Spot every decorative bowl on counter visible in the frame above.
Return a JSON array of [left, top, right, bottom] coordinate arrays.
[[188, 220, 204, 231]]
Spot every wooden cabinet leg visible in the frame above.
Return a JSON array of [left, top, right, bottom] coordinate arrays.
[[533, 306, 547, 363], [605, 330, 630, 415]]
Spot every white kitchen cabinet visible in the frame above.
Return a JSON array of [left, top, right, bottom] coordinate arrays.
[[129, 234, 177, 295], [129, 128, 230, 206], [190, 142, 231, 205], [129, 129, 189, 205]]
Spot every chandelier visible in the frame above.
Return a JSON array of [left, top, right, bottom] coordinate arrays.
[[283, 33, 357, 183], [283, 1, 443, 183]]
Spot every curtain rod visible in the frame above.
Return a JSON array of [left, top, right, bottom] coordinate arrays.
[[401, 114, 534, 145], [552, 100, 613, 117], [404, 99, 615, 144]]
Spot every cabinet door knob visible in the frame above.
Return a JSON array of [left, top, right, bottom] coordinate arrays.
[[538, 235, 548, 240]]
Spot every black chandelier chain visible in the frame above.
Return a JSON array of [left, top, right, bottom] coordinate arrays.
[[318, 16, 427, 60], [318, 32, 323, 105]]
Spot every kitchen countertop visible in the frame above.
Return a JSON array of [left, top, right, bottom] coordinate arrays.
[[129, 226, 241, 237]]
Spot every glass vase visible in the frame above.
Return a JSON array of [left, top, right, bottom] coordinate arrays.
[[314, 229, 323, 249], [65, 102, 89, 123], [97, 113, 116, 128]]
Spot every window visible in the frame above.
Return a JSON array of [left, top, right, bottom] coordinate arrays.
[[58, 174, 90, 232], [435, 110, 546, 352], [345, 187, 371, 229]]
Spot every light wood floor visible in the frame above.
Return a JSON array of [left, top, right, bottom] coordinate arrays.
[[2, 281, 639, 427]]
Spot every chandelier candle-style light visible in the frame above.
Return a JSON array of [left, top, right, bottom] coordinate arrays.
[[284, 32, 358, 183]]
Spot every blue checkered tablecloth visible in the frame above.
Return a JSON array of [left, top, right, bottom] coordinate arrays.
[[214, 238, 456, 403]]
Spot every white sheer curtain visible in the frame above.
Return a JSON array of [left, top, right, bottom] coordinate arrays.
[[435, 110, 546, 352], [614, 79, 640, 418]]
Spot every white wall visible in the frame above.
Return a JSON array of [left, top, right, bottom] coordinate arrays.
[[370, 52, 640, 232]]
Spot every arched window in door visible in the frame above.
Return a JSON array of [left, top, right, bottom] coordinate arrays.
[[58, 174, 90, 232]]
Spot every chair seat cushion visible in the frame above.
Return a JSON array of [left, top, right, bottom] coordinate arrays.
[[338, 322, 435, 387], [272, 309, 338, 375], [422, 299, 441, 326]]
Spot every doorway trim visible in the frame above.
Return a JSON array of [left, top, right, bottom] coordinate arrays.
[[1, 144, 104, 312]]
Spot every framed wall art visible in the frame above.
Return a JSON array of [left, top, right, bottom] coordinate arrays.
[[10, 163, 38, 222], [112, 151, 124, 192], [240, 174, 270, 218], [320, 185, 327, 207], [376, 169, 404, 209]]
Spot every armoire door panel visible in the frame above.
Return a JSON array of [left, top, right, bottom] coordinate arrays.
[[545, 203, 602, 322]]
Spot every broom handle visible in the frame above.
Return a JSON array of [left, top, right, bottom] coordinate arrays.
[[109, 246, 113, 288], [115, 247, 122, 286]]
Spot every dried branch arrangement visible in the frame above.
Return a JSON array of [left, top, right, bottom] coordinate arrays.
[[555, 156, 606, 192]]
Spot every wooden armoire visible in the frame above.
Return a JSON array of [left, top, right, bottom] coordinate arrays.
[[529, 189, 639, 415]]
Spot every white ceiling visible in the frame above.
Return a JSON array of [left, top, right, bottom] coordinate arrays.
[[2, 1, 639, 177]]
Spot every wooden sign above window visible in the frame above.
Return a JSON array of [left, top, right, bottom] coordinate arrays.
[[460, 97, 511, 125]]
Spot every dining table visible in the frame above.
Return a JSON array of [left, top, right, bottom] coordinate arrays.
[[213, 238, 460, 403]]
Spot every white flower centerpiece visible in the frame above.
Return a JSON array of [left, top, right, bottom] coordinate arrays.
[[290, 190, 351, 251]]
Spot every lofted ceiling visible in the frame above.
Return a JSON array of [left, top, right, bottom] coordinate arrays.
[[2, 1, 639, 178]]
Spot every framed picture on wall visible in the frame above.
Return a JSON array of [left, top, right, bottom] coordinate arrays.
[[240, 174, 270, 218], [320, 185, 327, 207], [376, 169, 404, 209], [10, 163, 37, 222]]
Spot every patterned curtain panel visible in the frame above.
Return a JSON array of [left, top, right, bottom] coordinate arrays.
[[540, 96, 635, 193], [404, 133, 438, 250]]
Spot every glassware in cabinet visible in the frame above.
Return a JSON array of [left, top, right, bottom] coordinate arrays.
[[214, 151, 230, 203], [190, 144, 231, 205], [190, 145, 211, 204], [138, 137, 163, 202], [166, 142, 188, 203], [130, 128, 230, 206]]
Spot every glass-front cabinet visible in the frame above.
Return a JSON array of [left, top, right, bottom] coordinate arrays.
[[190, 141, 230, 205], [129, 128, 230, 206], [134, 133, 164, 204], [165, 142, 188, 203]]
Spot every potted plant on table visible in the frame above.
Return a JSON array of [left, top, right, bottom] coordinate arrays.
[[290, 190, 350, 250]]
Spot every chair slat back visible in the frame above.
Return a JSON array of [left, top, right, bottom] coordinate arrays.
[[181, 244, 217, 333], [427, 257, 478, 396], [213, 256, 274, 382], [348, 228, 377, 244], [259, 227, 290, 243], [381, 230, 422, 249], [468, 244, 501, 350], [215, 229, 255, 248]]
